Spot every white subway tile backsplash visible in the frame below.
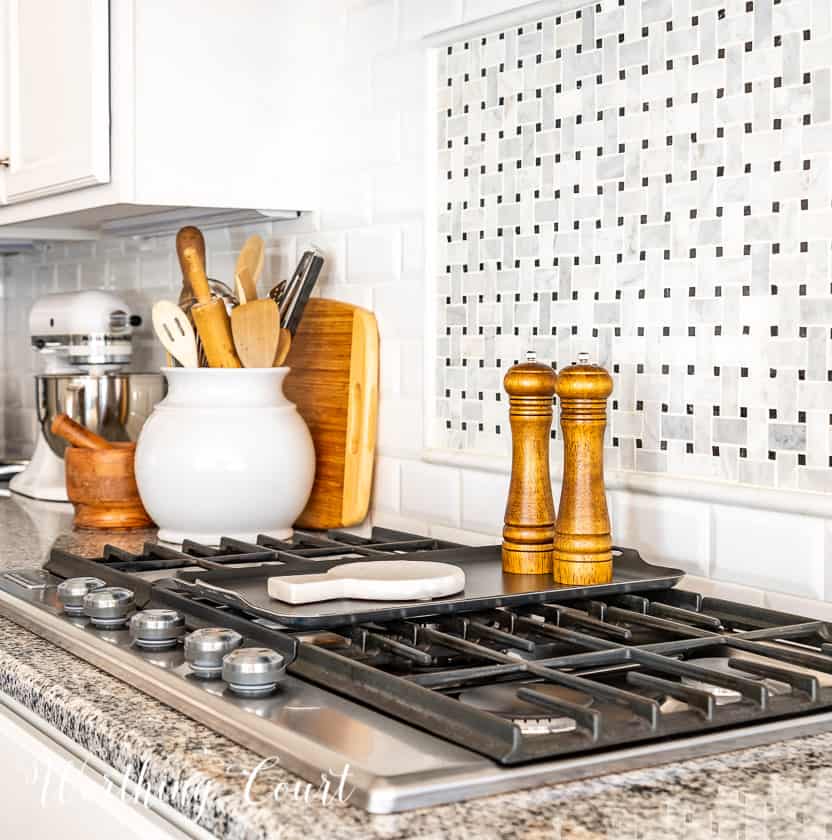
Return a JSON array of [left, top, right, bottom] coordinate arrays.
[[711, 506, 825, 598], [371, 455, 401, 514], [377, 396, 424, 457], [399, 340, 425, 399], [346, 227, 401, 285], [370, 509, 435, 536], [373, 276, 425, 340], [379, 338, 402, 398], [139, 254, 173, 291], [346, 1, 397, 51], [318, 172, 373, 230], [399, 0, 462, 42], [107, 256, 140, 291], [55, 263, 80, 292], [401, 460, 461, 526], [611, 492, 711, 576], [373, 49, 426, 110], [372, 161, 425, 222], [462, 0, 532, 22], [461, 468, 507, 537], [428, 522, 496, 545], [679, 574, 767, 608], [763, 589, 832, 622]]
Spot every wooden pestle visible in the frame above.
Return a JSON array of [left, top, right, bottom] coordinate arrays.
[[182, 245, 242, 368], [51, 414, 112, 451], [502, 351, 558, 574], [552, 353, 614, 585]]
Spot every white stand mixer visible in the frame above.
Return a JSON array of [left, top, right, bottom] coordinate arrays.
[[11, 432, 68, 502], [10, 290, 164, 502]]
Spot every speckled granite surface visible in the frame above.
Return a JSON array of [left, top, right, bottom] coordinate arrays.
[[2, 491, 832, 839]]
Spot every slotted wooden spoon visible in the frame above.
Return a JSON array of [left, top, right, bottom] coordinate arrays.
[[152, 301, 199, 368]]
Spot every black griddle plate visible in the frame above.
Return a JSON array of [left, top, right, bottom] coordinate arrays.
[[165, 543, 684, 629]]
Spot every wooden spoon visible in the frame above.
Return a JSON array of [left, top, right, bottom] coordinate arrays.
[[152, 301, 199, 368], [51, 414, 112, 451], [231, 296, 282, 368], [235, 235, 265, 302]]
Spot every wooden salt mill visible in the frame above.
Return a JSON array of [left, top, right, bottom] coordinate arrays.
[[553, 353, 614, 585], [502, 351, 557, 574]]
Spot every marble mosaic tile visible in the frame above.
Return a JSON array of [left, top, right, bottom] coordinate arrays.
[[435, 0, 832, 491]]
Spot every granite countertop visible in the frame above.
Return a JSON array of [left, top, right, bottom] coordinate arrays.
[[1, 491, 832, 839]]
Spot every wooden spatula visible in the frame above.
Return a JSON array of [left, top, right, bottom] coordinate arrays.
[[267, 560, 466, 604], [273, 328, 292, 366], [152, 301, 199, 368], [231, 295, 282, 368], [235, 235, 265, 302]]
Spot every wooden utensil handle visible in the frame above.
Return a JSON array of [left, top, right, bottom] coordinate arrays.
[[273, 328, 292, 366], [51, 414, 112, 451], [192, 299, 242, 368], [176, 226, 206, 295], [182, 245, 212, 304]]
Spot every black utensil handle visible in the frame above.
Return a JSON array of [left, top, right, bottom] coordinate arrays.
[[286, 254, 324, 336], [279, 250, 312, 322]]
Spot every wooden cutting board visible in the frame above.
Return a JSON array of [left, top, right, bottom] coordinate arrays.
[[284, 298, 378, 529]]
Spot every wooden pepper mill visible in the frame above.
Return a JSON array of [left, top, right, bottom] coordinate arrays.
[[553, 353, 614, 585], [502, 351, 558, 574]]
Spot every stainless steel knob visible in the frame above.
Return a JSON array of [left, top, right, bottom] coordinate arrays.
[[129, 609, 185, 649], [56, 577, 106, 615], [184, 627, 244, 679], [221, 647, 286, 697], [83, 586, 134, 627]]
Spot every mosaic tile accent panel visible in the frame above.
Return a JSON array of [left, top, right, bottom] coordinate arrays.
[[435, 0, 832, 493]]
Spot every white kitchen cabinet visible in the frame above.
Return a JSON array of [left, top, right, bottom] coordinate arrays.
[[0, 697, 206, 839], [0, 0, 333, 239], [0, 0, 110, 205]]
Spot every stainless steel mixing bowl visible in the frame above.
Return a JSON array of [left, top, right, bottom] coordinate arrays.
[[36, 373, 166, 458]]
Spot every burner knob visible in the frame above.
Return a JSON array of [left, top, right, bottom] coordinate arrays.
[[221, 647, 286, 697], [184, 628, 243, 679], [129, 609, 185, 649], [56, 577, 106, 615], [83, 586, 134, 628]]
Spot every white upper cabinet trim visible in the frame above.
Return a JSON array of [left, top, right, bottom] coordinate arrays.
[[0, 0, 322, 237], [2, 0, 110, 204]]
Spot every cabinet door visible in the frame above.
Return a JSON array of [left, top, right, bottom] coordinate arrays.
[[0, 0, 110, 204], [0, 703, 192, 840]]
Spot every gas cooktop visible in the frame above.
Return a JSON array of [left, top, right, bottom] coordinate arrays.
[[2, 526, 832, 813]]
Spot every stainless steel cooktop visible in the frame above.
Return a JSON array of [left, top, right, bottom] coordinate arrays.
[[2, 527, 832, 814]]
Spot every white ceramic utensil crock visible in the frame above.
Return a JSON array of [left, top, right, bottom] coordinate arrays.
[[134, 368, 315, 545]]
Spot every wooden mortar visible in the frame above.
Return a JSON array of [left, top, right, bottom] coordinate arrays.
[[51, 414, 153, 531]]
